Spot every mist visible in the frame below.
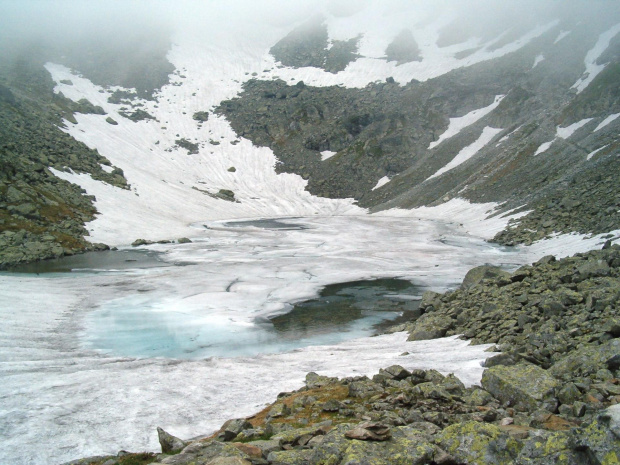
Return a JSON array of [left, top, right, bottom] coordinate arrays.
[[3, 0, 619, 92]]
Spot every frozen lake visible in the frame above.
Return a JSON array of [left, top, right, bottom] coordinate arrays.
[[1, 214, 532, 465]]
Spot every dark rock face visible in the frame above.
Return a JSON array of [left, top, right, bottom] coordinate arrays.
[[269, 17, 360, 74], [385, 30, 421, 65]]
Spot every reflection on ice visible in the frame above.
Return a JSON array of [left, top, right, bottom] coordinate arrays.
[[86, 278, 421, 358]]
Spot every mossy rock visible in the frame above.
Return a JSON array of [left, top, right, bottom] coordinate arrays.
[[267, 449, 312, 465], [481, 363, 559, 412], [437, 421, 523, 465]]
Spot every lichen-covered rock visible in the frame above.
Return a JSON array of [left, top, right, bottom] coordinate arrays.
[[266, 449, 313, 465], [220, 418, 252, 441], [306, 372, 338, 389], [379, 365, 411, 380], [550, 339, 620, 381], [267, 402, 290, 419], [407, 313, 452, 341], [481, 363, 559, 412], [310, 424, 354, 465], [272, 424, 329, 445], [437, 421, 523, 465], [345, 422, 391, 441], [158, 440, 248, 465], [461, 265, 511, 289], [348, 379, 384, 398], [340, 426, 435, 465], [157, 427, 186, 454]]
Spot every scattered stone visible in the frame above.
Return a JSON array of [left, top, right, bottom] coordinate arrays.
[[193, 111, 209, 122]]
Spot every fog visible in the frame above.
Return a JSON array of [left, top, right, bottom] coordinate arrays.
[[2, 0, 619, 76]]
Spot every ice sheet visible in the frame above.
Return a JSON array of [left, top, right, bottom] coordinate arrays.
[[1, 214, 526, 465]]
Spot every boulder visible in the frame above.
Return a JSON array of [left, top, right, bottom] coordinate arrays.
[[481, 363, 559, 412], [340, 432, 434, 465], [407, 313, 451, 341], [461, 265, 511, 289], [267, 449, 312, 465], [550, 339, 620, 380], [379, 365, 411, 380], [436, 421, 522, 465], [305, 371, 338, 389], [206, 458, 251, 465], [158, 440, 248, 464], [157, 427, 187, 454], [193, 111, 210, 122], [345, 422, 391, 441], [309, 424, 353, 465], [220, 418, 252, 441]]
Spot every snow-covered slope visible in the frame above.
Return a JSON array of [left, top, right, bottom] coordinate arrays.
[[42, 0, 569, 246]]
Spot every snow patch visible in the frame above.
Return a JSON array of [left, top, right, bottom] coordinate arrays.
[[375, 198, 527, 240], [554, 30, 571, 44], [534, 119, 593, 156], [534, 140, 554, 156], [532, 54, 545, 68], [321, 150, 338, 161], [587, 144, 609, 160], [572, 22, 620, 94], [428, 95, 505, 150], [595, 112, 620, 131], [556, 118, 593, 139], [372, 176, 390, 190], [428, 126, 503, 179]]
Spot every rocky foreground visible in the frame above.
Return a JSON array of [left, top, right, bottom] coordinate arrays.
[[66, 244, 620, 465]]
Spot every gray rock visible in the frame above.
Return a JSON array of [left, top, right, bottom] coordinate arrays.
[[481, 363, 559, 412], [305, 372, 338, 389], [221, 419, 253, 441], [157, 427, 187, 454], [461, 265, 511, 289], [345, 422, 391, 441], [379, 365, 411, 380], [267, 449, 312, 465], [437, 421, 522, 465]]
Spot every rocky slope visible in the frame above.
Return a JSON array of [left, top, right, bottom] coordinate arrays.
[[217, 9, 620, 245], [0, 54, 129, 268], [65, 244, 620, 465], [0, 30, 172, 268]]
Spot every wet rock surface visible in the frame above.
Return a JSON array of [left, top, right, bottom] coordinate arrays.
[[67, 245, 620, 465]]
